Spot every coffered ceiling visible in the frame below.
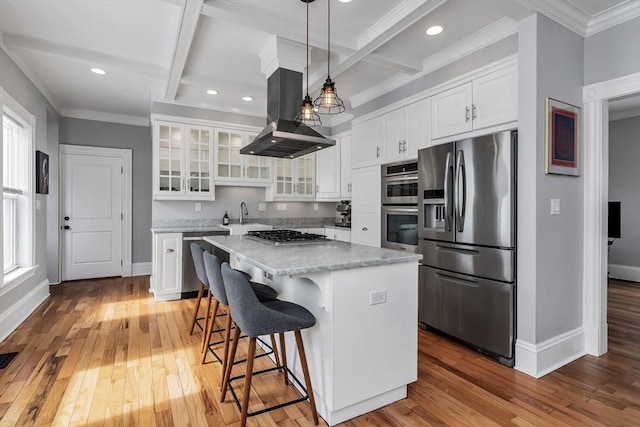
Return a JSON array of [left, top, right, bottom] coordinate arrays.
[[0, 0, 636, 126]]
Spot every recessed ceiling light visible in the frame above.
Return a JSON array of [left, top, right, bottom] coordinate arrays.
[[206, 89, 218, 95], [271, 139, 277, 143], [426, 26, 443, 36], [338, 0, 352, 3], [242, 96, 254, 102], [91, 68, 106, 75], [317, 146, 322, 149], [249, 151, 255, 154]]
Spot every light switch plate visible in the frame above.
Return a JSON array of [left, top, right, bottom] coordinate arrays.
[[277, 203, 286, 211], [258, 202, 267, 211], [195, 202, 201, 212], [551, 198, 560, 215]]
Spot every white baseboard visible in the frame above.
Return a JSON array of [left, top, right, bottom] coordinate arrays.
[[514, 326, 585, 378], [0, 279, 50, 344], [608, 264, 640, 283], [131, 262, 152, 276]]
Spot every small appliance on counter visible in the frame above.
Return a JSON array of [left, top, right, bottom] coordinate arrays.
[[335, 200, 351, 227]]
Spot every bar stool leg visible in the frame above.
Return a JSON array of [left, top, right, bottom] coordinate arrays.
[[295, 330, 319, 425], [239, 337, 257, 427], [221, 324, 242, 401], [217, 311, 233, 375], [270, 334, 281, 369], [189, 281, 205, 335], [279, 333, 288, 385], [201, 297, 219, 354]]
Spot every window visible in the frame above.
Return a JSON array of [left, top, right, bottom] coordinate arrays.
[[1, 89, 35, 288]]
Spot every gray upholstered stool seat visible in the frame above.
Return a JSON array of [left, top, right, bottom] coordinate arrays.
[[220, 262, 318, 426], [201, 251, 279, 368]]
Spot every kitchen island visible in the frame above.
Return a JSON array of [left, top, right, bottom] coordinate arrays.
[[203, 234, 422, 426]]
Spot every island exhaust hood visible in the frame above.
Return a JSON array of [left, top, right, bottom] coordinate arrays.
[[240, 68, 335, 159]]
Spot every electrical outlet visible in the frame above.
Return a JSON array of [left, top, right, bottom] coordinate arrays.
[[258, 202, 267, 211], [550, 198, 560, 215], [369, 290, 387, 305], [195, 202, 202, 212], [313, 203, 318, 211], [277, 203, 287, 211]]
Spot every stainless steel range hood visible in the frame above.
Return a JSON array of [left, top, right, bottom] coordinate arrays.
[[240, 68, 335, 159]]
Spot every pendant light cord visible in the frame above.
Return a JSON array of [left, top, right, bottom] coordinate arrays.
[[327, 0, 330, 78], [306, 0, 310, 96]]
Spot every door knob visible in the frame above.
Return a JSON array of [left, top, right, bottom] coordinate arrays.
[[64, 216, 70, 221], [63, 226, 71, 230]]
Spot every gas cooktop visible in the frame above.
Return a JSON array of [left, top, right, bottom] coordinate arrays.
[[246, 229, 328, 245]]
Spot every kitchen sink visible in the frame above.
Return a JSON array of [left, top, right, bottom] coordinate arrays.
[[220, 223, 273, 236]]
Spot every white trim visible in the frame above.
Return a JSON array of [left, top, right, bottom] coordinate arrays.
[[352, 55, 518, 124], [59, 144, 133, 279], [586, 1, 640, 37], [608, 264, 640, 283], [132, 262, 152, 277], [514, 327, 586, 378], [582, 72, 640, 357], [0, 279, 49, 344], [0, 266, 37, 296], [350, 18, 517, 108], [609, 107, 640, 121], [517, 0, 589, 36], [150, 113, 262, 133], [61, 108, 150, 127]]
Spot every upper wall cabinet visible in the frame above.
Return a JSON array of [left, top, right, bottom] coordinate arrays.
[[153, 120, 215, 200], [340, 134, 352, 199], [215, 129, 273, 185], [271, 154, 315, 200], [352, 116, 383, 169], [316, 133, 353, 201], [382, 98, 431, 163], [431, 64, 517, 140]]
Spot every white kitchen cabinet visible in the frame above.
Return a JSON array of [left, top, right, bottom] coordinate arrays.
[[152, 233, 182, 301], [431, 64, 517, 140], [315, 140, 341, 201], [272, 154, 315, 199], [307, 227, 326, 236], [351, 166, 381, 248], [351, 116, 383, 169], [340, 134, 352, 198], [153, 120, 215, 200], [325, 227, 351, 242], [215, 128, 272, 185], [382, 98, 431, 163]]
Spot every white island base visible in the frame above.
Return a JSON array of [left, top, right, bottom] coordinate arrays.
[[232, 258, 418, 426]]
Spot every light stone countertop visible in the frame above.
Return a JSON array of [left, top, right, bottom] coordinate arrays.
[[203, 235, 422, 276]]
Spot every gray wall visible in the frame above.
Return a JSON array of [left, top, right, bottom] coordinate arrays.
[[46, 111, 60, 282], [518, 14, 585, 346], [608, 115, 640, 269], [584, 17, 640, 85], [0, 47, 55, 316], [58, 118, 152, 265]]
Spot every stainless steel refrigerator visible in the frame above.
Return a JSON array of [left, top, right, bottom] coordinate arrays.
[[417, 130, 516, 366]]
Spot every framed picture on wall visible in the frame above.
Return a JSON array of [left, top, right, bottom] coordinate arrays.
[[545, 97, 580, 176], [36, 150, 49, 194]]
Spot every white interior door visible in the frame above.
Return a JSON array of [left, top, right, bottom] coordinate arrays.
[[62, 152, 122, 280]]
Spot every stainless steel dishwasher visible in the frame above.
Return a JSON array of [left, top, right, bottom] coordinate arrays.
[[182, 230, 229, 296]]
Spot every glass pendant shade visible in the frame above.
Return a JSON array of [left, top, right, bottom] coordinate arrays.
[[313, 0, 344, 115]]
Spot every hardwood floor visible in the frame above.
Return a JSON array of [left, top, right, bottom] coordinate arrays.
[[0, 277, 638, 426]]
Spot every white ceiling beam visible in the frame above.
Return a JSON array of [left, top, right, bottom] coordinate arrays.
[[364, 48, 423, 75], [1, 33, 167, 79], [200, 0, 356, 55], [308, 0, 447, 92], [180, 73, 263, 94], [164, 0, 204, 101]]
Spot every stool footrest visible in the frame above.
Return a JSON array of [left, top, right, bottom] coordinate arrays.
[[206, 336, 274, 365], [227, 365, 310, 418]]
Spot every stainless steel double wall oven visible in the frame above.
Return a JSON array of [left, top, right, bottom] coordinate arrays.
[[381, 160, 419, 253]]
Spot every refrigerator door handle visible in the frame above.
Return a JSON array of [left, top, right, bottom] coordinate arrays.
[[444, 151, 453, 231], [458, 151, 466, 232], [435, 271, 479, 287], [454, 150, 465, 232]]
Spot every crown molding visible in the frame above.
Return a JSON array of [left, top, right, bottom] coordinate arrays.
[[350, 17, 517, 108], [357, 0, 435, 48], [586, 1, 640, 37], [61, 108, 150, 127]]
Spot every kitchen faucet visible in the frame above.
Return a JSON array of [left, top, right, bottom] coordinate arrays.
[[240, 201, 248, 225]]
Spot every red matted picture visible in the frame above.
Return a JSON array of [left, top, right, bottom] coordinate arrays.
[[545, 97, 580, 176]]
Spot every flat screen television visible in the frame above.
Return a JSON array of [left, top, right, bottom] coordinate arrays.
[[608, 201, 621, 239]]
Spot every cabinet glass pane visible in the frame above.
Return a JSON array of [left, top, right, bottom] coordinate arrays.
[[190, 178, 199, 192], [171, 177, 181, 191], [171, 127, 181, 142], [260, 166, 270, 179], [159, 126, 170, 140], [219, 165, 229, 177], [230, 165, 241, 177], [247, 166, 258, 178], [159, 177, 170, 191]]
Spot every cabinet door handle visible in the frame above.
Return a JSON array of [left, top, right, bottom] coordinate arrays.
[[376, 146, 380, 158], [398, 140, 402, 153], [465, 106, 470, 122], [472, 104, 477, 120], [316, 184, 319, 193], [403, 140, 407, 152], [362, 227, 368, 231], [166, 248, 174, 253], [348, 183, 352, 192]]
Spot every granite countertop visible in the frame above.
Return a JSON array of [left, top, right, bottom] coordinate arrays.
[[203, 235, 421, 276], [151, 219, 227, 233]]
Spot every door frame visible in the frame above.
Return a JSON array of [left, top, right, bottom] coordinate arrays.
[[59, 144, 133, 278], [582, 72, 640, 356]]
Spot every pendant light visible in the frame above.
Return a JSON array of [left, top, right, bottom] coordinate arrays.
[[295, 0, 322, 127], [313, 0, 345, 115]]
